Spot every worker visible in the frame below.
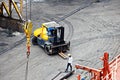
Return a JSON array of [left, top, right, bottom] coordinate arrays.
[[65, 54, 73, 72]]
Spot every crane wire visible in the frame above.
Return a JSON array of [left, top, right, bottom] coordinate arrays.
[[26, 0, 32, 20], [25, 56, 29, 80], [25, 0, 32, 79], [25, 0, 32, 80], [25, 0, 28, 80], [30, 0, 32, 20], [26, 0, 28, 20]]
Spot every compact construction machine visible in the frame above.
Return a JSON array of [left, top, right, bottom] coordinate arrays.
[[32, 21, 70, 54]]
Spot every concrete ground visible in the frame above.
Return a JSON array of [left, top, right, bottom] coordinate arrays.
[[0, 0, 120, 80], [0, 28, 25, 54]]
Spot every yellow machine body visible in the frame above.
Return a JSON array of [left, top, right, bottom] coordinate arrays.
[[33, 24, 48, 41], [32, 21, 70, 54]]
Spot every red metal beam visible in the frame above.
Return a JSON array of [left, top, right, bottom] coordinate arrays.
[[75, 64, 101, 80]]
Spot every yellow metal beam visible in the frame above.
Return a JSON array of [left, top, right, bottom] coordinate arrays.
[[9, 0, 12, 17], [0, 9, 1, 13], [1, 2, 10, 16], [1, 0, 23, 20], [11, 0, 23, 20]]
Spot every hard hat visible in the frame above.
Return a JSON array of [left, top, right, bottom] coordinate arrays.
[[68, 54, 71, 57]]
